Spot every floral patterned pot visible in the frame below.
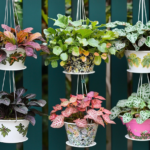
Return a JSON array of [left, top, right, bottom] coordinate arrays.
[[0, 120, 29, 143], [125, 50, 150, 72], [63, 53, 94, 73], [120, 117, 150, 140], [0, 48, 26, 70], [65, 122, 98, 146]]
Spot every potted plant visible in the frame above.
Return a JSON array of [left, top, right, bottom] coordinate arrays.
[[106, 21, 150, 72], [0, 24, 49, 70], [110, 83, 150, 140], [0, 87, 47, 143], [42, 14, 119, 73], [49, 91, 115, 147]]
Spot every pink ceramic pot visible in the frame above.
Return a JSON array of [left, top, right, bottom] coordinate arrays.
[[120, 117, 150, 140]]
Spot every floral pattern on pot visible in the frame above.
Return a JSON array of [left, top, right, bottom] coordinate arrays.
[[141, 53, 150, 68], [128, 130, 150, 139], [0, 124, 11, 137], [15, 123, 29, 137], [65, 123, 98, 146], [63, 53, 94, 73], [1, 51, 26, 66], [127, 53, 141, 67]]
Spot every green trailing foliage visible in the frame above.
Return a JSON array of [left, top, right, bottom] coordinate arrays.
[[42, 14, 119, 68], [110, 84, 150, 124]]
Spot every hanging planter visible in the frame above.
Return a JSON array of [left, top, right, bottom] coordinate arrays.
[[42, 14, 119, 73], [110, 83, 150, 140], [49, 91, 115, 147], [0, 87, 47, 143], [0, 24, 48, 70], [0, 120, 29, 143], [105, 21, 150, 72]]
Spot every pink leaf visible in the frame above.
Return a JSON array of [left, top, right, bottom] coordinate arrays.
[[73, 119, 87, 128], [77, 107, 86, 112], [84, 115, 93, 120], [28, 32, 42, 42], [49, 113, 57, 121], [41, 45, 50, 54], [23, 41, 41, 51], [50, 110, 57, 114], [77, 94, 84, 99], [87, 91, 94, 98], [25, 47, 34, 56], [72, 108, 78, 114], [61, 107, 74, 117], [91, 99, 102, 109], [87, 109, 98, 121], [51, 115, 64, 128], [95, 96, 106, 100], [102, 114, 116, 124], [78, 100, 90, 108], [1, 24, 11, 31], [4, 31, 15, 40], [69, 96, 77, 103], [83, 97, 92, 101], [61, 101, 70, 107], [5, 43, 17, 51], [97, 111, 103, 116], [94, 92, 99, 97], [103, 109, 111, 115], [60, 98, 68, 102], [96, 116, 105, 127], [23, 27, 33, 33], [53, 104, 62, 111]]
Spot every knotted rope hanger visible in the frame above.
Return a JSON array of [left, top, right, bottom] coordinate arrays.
[[138, 0, 147, 23]]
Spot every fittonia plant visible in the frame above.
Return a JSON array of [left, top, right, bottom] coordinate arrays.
[[42, 14, 119, 68], [110, 84, 150, 124], [105, 21, 150, 58]]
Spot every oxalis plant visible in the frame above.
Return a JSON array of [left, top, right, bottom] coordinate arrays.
[[0, 24, 49, 65], [105, 21, 150, 58], [0, 87, 47, 126], [49, 91, 115, 128], [110, 84, 150, 124], [42, 14, 119, 68]]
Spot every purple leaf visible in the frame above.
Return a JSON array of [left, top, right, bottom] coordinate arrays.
[[25, 94, 36, 99], [5, 43, 17, 51], [25, 115, 36, 126], [0, 91, 8, 97], [1, 24, 11, 31], [16, 88, 26, 97], [87, 91, 95, 98], [27, 100, 46, 107], [23, 27, 33, 33], [30, 108, 48, 116], [0, 50, 6, 62], [23, 41, 41, 51], [36, 36, 45, 42], [25, 47, 34, 56], [33, 50, 37, 59], [13, 106, 28, 114], [15, 25, 21, 32], [41, 45, 50, 54], [0, 97, 10, 106]]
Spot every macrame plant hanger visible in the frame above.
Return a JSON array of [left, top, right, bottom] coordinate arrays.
[[2, 0, 20, 121]]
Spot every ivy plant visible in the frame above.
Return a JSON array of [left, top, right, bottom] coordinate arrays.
[[42, 14, 119, 68], [0, 124, 11, 137], [110, 84, 150, 124], [105, 21, 150, 58]]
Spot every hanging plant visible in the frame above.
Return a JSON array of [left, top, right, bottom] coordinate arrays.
[[42, 14, 119, 73], [110, 83, 150, 140], [49, 91, 115, 147], [0, 87, 47, 143], [105, 21, 150, 72], [0, 24, 49, 70]]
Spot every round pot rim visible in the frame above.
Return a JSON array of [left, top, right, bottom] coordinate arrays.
[[125, 50, 150, 53], [0, 119, 28, 122], [64, 122, 97, 125], [119, 115, 150, 121]]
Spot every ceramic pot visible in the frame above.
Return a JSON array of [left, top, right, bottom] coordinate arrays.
[[125, 50, 150, 73], [0, 120, 29, 143], [0, 48, 26, 70], [65, 122, 98, 146]]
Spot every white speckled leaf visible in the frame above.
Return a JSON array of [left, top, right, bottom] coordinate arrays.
[[138, 37, 146, 47], [123, 113, 133, 123], [110, 106, 121, 120], [136, 117, 144, 124], [112, 28, 126, 36], [127, 33, 139, 43], [116, 100, 127, 107]]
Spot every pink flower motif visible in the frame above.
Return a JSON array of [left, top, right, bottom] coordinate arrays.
[[73, 119, 87, 128], [51, 115, 64, 128], [49, 113, 57, 121]]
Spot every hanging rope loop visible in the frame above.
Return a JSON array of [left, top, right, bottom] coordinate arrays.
[[138, 0, 147, 23]]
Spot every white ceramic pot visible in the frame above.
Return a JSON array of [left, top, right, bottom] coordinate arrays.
[[0, 48, 26, 71], [65, 122, 98, 147], [0, 120, 29, 143], [125, 50, 150, 73]]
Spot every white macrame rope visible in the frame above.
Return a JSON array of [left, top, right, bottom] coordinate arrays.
[[138, 0, 147, 23], [9, 71, 11, 93], [81, 75, 84, 94], [140, 74, 143, 98], [76, 75, 79, 95], [2, 71, 6, 91]]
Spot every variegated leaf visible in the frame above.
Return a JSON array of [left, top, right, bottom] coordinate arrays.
[[73, 119, 87, 128], [51, 115, 64, 128], [136, 117, 144, 124], [116, 100, 127, 107], [61, 107, 74, 117], [122, 113, 133, 123], [140, 110, 150, 122], [109, 106, 121, 120], [112, 28, 126, 36], [138, 37, 146, 47], [95, 116, 105, 127], [127, 33, 139, 43], [102, 114, 115, 124]]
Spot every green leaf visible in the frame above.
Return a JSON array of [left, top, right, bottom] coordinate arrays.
[[97, 43, 107, 52], [138, 37, 146, 47], [65, 38, 74, 45], [131, 109, 139, 115], [145, 36, 150, 47], [51, 60, 58, 68], [115, 41, 126, 50], [116, 100, 127, 107], [127, 33, 139, 43], [76, 29, 93, 38], [94, 56, 101, 65], [88, 38, 99, 47], [136, 117, 144, 124], [86, 18, 90, 25], [125, 25, 136, 33], [77, 37, 88, 46], [91, 21, 99, 28], [109, 47, 116, 55], [141, 53, 150, 68], [123, 113, 133, 123], [112, 29, 126, 36], [140, 110, 150, 122], [102, 31, 117, 40], [70, 20, 82, 26], [60, 53, 68, 61], [110, 106, 121, 120], [44, 27, 56, 35], [72, 46, 79, 56], [0, 124, 11, 137], [53, 46, 62, 56]]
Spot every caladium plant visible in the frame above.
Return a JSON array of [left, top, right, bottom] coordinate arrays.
[[0, 87, 47, 126], [42, 14, 119, 68], [0, 24, 49, 60], [49, 91, 115, 128], [105, 21, 150, 58], [110, 84, 150, 124]]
